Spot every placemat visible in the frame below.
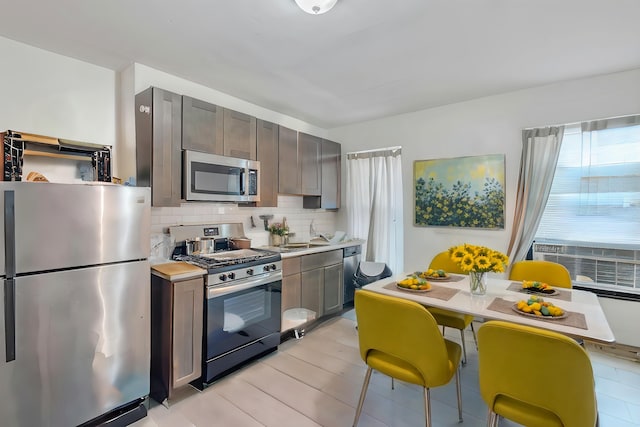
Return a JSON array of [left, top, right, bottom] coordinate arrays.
[[507, 282, 572, 301], [486, 297, 587, 330], [439, 274, 466, 282], [383, 282, 460, 301]]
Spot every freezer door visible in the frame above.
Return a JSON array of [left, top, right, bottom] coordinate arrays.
[[2, 182, 151, 274], [0, 260, 150, 427]]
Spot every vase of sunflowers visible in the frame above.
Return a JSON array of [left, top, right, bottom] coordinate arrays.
[[448, 244, 509, 295]]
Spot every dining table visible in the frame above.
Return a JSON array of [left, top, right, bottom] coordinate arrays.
[[361, 272, 616, 343]]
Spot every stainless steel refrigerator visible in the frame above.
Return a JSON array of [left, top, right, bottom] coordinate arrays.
[[0, 182, 151, 426]]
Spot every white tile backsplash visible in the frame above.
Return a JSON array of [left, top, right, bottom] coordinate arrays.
[[150, 195, 339, 250]]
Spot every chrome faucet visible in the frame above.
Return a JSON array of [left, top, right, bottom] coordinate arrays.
[[309, 219, 317, 237]]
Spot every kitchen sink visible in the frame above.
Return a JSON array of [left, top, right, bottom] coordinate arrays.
[[262, 245, 308, 253]]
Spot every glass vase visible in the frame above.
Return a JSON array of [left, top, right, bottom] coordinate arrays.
[[469, 271, 487, 295]]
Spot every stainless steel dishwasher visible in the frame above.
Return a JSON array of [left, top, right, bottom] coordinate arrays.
[[343, 245, 362, 306]]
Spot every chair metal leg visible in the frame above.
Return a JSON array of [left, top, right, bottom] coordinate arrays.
[[487, 410, 499, 427], [460, 329, 467, 365], [423, 387, 432, 427], [470, 322, 478, 350], [442, 325, 446, 335], [353, 367, 372, 427], [391, 377, 394, 390], [455, 367, 463, 423]]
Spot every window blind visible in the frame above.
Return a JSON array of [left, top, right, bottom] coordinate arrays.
[[535, 117, 640, 249]]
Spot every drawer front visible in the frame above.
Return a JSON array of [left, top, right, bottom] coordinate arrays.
[[283, 257, 302, 276], [302, 250, 342, 271]]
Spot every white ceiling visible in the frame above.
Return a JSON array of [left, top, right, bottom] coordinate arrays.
[[1, 0, 640, 128]]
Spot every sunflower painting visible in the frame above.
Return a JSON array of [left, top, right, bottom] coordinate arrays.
[[414, 154, 505, 229]]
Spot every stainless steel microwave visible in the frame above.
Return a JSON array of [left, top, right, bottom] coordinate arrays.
[[183, 151, 260, 202]]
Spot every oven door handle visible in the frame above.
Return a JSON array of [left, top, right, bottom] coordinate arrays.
[[207, 272, 282, 299]]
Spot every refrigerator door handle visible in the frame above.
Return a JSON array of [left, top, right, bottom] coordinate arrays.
[[4, 279, 15, 362], [4, 190, 16, 362]]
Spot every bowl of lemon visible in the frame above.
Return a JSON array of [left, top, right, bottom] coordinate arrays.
[[397, 276, 432, 292], [418, 268, 450, 281], [512, 295, 566, 319], [521, 280, 558, 295]]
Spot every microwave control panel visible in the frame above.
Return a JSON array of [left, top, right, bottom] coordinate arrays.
[[248, 169, 258, 196]]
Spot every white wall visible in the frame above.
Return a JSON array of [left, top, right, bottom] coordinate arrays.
[[328, 68, 640, 347], [116, 65, 136, 182], [0, 36, 117, 178], [329, 68, 640, 272]]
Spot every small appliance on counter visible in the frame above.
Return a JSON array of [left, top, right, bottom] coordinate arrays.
[[168, 223, 282, 388]]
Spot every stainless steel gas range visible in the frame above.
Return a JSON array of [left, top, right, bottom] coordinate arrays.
[[169, 223, 282, 387]]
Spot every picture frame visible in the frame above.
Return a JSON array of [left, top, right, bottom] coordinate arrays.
[[414, 154, 505, 229]]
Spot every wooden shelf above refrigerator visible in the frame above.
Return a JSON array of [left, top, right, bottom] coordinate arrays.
[[2, 129, 112, 182]]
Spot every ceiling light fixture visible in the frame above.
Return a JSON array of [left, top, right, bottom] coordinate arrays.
[[294, 0, 338, 15]]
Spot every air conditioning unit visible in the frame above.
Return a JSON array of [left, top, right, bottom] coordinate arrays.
[[533, 242, 640, 348], [532, 242, 640, 288]]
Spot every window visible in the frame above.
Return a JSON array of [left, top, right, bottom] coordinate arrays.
[[534, 115, 640, 293]]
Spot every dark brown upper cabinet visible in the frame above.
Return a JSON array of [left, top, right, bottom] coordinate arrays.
[[279, 130, 324, 197], [298, 132, 322, 196], [278, 126, 299, 194], [181, 96, 223, 155], [223, 109, 257, 160], [303, 138, 341, 210], [255, 120, 279, 207], [135, 87, 182, 207]]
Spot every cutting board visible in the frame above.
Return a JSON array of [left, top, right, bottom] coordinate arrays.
[[151, 262, 206, 281]]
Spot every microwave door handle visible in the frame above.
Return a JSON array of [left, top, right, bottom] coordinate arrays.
[[239, 169, 245, 195]]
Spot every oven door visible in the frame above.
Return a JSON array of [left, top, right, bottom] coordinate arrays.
[[205, 273, 281, 362]]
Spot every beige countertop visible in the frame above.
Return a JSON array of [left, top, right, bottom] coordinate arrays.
[[259, 239, 365, 258], [149, 240, 365, 278], [151, 261, 207, 281]]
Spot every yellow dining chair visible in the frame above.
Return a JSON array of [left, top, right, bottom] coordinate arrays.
[[509, 260, 572, 288], [427, 251, 476, 364], [353, 290, 463, 427], [477, 320, 598, 427]]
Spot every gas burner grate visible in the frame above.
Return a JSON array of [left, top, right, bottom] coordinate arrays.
[[173, 248, 281, 272]]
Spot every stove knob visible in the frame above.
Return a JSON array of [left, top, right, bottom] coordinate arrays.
[[219, 274, 227, 281], [247, 268, 254, 276], [228, 272, 236, 280], [263, 265, 270, 272], [270, 264, 277, 271]]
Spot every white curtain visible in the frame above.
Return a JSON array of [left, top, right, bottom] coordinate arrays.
[[507, 126, 564, 264], [346, 147, 403, 274]]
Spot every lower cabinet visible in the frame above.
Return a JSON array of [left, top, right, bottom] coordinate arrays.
[[282, 257, 302, 315], [323, 262, 343, 315], [301, 268, 323, 316], [150, 274, 204, 404], [281, 250, 343, 333]]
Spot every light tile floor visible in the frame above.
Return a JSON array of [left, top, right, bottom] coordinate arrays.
[[132, 310, 640, 426]]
